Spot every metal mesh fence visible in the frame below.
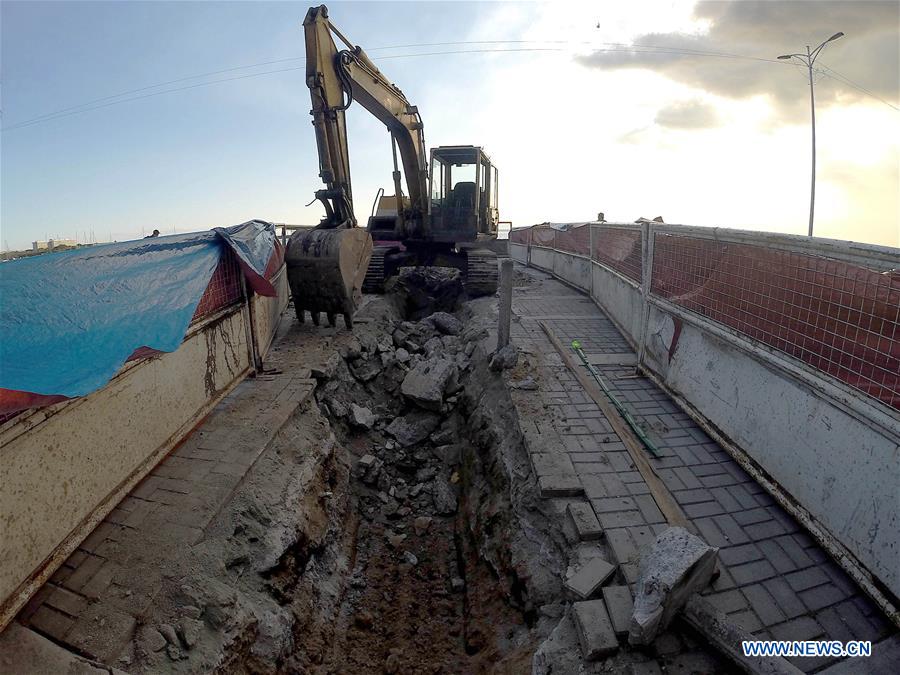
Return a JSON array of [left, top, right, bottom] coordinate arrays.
[[554, 224, 591, 255], [650, 233, 900, 411], [592, 225, 643, 283], [531, 225, 557, 247], [192, 250, 243, 321], [508, 227, 531, 245]]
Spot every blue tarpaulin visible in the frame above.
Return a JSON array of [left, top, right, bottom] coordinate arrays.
[[0, 221, 278, 409]]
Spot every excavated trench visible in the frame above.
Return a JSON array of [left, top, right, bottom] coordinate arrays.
[[120, 276, 567, 674], [275, 282, 567, 673]]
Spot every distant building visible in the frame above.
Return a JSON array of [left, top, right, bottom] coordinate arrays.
[[33, 239, 77, 251]]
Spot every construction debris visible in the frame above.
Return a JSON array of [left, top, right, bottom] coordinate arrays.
[[628, 527, 719, 646]]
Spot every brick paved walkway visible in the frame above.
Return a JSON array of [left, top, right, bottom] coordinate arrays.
[[510, 265, 896, 672], [15, 358, 315, 663]]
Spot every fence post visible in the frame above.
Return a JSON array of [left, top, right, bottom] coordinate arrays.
[[589, 223, 595, 299], [498, 259, 514, 350], [636, 222, 654, 372]]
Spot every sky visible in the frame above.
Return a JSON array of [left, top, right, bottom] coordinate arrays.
[[1, 0, 898, 251]]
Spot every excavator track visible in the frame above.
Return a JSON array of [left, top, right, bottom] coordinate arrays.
[[362, 245, 390, 293], [464, 248, 499, 297]]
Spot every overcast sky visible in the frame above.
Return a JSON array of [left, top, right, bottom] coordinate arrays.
[[2, 0, 898, 250]]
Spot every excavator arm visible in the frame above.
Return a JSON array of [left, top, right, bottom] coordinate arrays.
[[304, 5, 428, 234]]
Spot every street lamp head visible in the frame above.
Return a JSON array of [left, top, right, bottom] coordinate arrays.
[[777, 54, 794, 60], [827, 32, 844, 42]]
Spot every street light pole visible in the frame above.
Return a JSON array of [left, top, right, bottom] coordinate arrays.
[[778, 31, 844, 237]]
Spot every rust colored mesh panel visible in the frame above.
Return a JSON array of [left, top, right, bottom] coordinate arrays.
[[509, 228, 531, 245], [192, 250, 243, 321], [592, 226, 643, 283], [555, 225, 591, 255], [651, 233, 900, 410], [531, 226, 557, 247]]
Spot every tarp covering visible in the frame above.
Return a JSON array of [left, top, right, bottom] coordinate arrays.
[[0, 221, 279, 414]]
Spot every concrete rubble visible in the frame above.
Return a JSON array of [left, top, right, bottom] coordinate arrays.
[[629, 526, 719, 646]]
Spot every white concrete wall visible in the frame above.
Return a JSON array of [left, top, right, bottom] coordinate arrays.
[[642, 302, 900, 598], [253, 265, 289, 359], [516, 235, 900, 604], [590, 264, 642, 351], [509, 242, 528, 264], [552, 253, 592, 290], [0, 272, 290, 627], [529, 246, 555, 273]]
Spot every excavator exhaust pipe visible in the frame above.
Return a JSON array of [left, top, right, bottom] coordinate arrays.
[[285, 227, 373, 328]]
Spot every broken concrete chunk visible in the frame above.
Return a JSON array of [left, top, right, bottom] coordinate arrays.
[[564, 556, 616, 599], [349, 404, 376, 430], [511, 376, 539, 391], [432, 477, 458, 515], [349, 357, 382, 382], [489, 344, 518, 371], [628, 527, 719, 646], [310, 352, 341, 380], [573, 600, 619, 660], [430, 312, 463, 336], [400, 358, 458, 411], [177, 619, 203, 649], [395, 347, 410, 363], [385, 410, 441, 447]]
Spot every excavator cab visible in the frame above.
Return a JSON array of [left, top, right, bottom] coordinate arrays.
[[428, 146, 499, 244]]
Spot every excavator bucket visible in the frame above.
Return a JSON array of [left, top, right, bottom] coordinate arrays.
[[285, 227, 373, 328]]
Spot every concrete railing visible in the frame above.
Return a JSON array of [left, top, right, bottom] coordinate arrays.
[[510, 223, 900, 620], [0, 264, 289, 629]]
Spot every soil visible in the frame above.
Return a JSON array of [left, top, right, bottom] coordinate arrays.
[[123, 285, 565, 674]]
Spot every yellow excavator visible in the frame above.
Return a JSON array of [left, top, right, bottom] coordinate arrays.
[[285, 5, 500, 328]]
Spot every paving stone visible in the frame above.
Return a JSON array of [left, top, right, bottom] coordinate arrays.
[[755, 539, 797, 575], [684, 500, 725, 518], [565, 557, 616, 599], [742, 583, 787, 626], [785, 567, 830, 592], [602, 585, 634, 637], [597, 510, 645, 529], [728, 609, 764, 634], [770, 616, 824, 642], [28, 606, 74, 641], [729, 559, 777, 586], [538, 474, 584, 498], [732, 507, 774, 526], [704, 589, 747, 614], [45, 586, 89, 617], [531, 452, 576, 478], [762, 577, 807, 620], [633, 494, 665, 524], [799, 582, 846, 612], [674, 488, 715, 505], [606, 528, 639, 566], [718, 543, 763, 567], [572, 599, 619, 660], [62, 554, 106, 593], [567, 502, 603, 541], [580, 473, 628, 498], [712, 514, 750, 544]]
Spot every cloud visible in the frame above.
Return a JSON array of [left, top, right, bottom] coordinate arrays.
[[577, 1, 899, 120], [655, 99, 720, 129]]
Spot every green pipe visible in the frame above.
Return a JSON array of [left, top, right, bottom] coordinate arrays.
[[570, 339, 661, 457]]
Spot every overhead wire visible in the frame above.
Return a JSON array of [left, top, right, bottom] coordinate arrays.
[[3, 38, 896, 132]]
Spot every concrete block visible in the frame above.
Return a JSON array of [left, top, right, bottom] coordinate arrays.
[[567, 502, 602, 541], [629, 527, 719, 646], [565, 557, 616, 599], [572, 600, 619, 660], [400, 358, 457, 411], [531, 452, 576, 478], [538, 475, 584, 498], [602, 585, 634, 637]]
